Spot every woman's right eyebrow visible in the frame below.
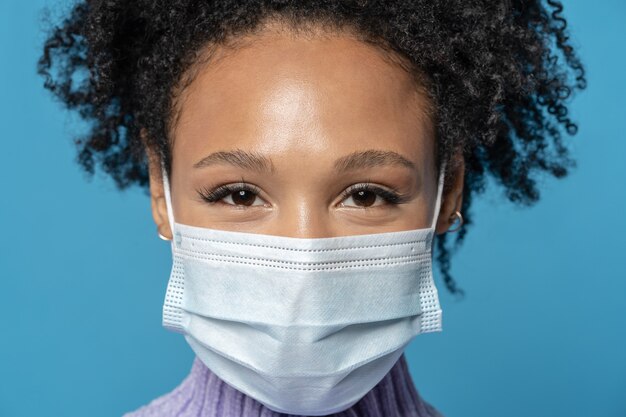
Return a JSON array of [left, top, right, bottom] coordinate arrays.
[[193, 149, 275, 173], [193, 148, 416, 173]]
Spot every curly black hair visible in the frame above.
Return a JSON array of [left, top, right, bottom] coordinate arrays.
[[37, 0, 586, 296]]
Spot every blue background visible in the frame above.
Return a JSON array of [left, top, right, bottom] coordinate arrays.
[[1, 1, 624, 416]]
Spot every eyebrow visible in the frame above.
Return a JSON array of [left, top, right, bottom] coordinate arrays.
[[193, 148, 416, 173], [333, 149, 416, 173], [193, 149, 275, 173]]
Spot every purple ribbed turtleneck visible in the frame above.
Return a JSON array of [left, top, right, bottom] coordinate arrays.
[[121, 353, 444, 417]]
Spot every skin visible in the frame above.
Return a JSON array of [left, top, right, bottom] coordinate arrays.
[[145, 24, 464, 240]]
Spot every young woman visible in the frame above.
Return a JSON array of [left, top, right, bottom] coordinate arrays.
[[37, 1, 586, 416]]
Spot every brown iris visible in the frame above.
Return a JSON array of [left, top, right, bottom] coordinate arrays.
[[352, 190, 377, 207], [231, 190, 256, 206]]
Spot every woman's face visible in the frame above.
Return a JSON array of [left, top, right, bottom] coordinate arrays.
[[148, 26, 464, 239]]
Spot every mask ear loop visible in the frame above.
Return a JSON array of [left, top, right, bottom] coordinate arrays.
[[160, 160, 176, 244], [430, 160, 447, 230]]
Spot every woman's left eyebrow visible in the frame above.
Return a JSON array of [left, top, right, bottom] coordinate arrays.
[[333, 149, 416, 173]]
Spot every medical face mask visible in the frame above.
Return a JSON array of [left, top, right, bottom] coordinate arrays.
[[160, 163, 445, 416]]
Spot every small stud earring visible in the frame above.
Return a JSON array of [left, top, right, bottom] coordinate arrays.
[[447, 211, 463, 233], [158, 231, 171, 241]]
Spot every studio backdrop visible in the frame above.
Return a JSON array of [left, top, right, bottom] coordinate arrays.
[[1, 1, 624, 417]]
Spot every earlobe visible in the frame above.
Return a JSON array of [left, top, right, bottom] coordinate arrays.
[[151, 193, 173, 240], [435, 152, 465, 235], [143, 129, 173, 240]]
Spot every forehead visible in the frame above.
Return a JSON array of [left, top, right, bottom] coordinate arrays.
[[171, 27, 434, 169]]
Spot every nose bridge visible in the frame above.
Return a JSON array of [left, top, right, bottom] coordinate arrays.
[[273, 195, 332, 239]]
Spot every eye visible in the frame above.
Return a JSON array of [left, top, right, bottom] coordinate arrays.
[[339, 183, 408, 208], [196, 182, 267, 207]]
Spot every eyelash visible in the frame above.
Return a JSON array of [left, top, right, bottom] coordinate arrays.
[[196, 181, 409, 208], [338, 183, 408, 206], [196, 183, 262, 204]]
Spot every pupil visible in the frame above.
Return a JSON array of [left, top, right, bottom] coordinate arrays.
[[232, 190, 254, 206], [354, 190, 376, 207]]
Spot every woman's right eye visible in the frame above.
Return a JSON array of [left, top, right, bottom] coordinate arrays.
[[196, 183, 267, 207]]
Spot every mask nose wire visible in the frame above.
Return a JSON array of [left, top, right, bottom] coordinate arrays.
[[160, 160, 176, 239], [430, 160, 447, 230]]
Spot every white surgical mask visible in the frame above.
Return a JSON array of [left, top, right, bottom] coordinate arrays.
[[160, 162, 445, 416]]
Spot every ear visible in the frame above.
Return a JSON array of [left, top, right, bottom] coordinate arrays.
[[435, 151, 465, 235], [141, 128, 173, 240]]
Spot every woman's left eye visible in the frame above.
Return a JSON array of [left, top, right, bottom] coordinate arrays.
[[339, 184, 406, 208]]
